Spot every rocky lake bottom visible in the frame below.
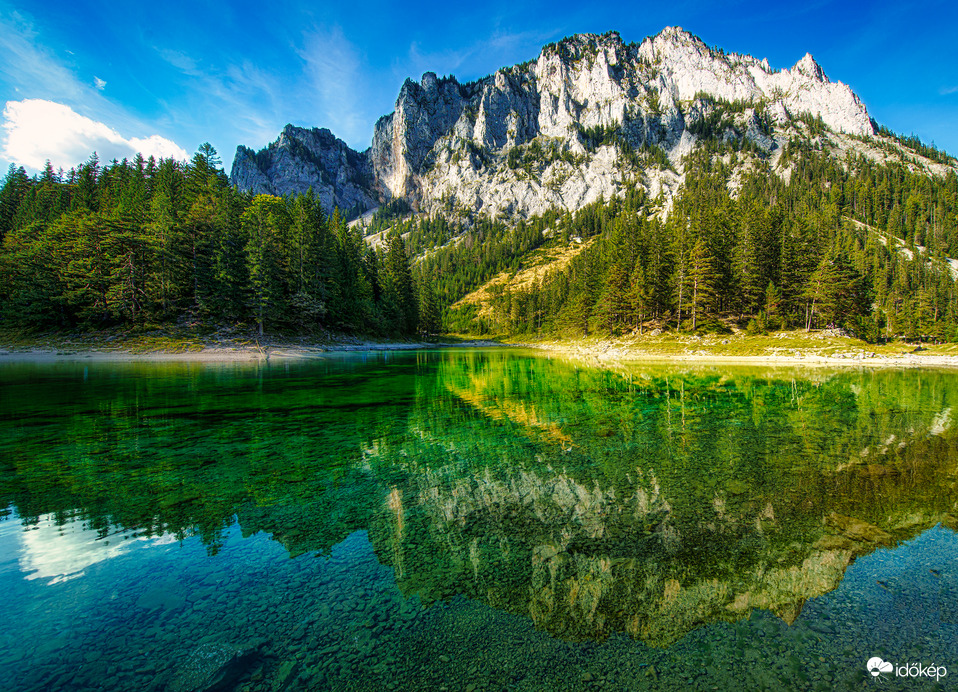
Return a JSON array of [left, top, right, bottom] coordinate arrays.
[[1, 351, 956, 690]]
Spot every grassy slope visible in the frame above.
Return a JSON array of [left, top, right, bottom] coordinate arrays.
[[451, 238, 593, 320], [445, 229, 958, 360]]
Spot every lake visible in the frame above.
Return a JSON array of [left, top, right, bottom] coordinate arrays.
[[0, 349, 956, 691]]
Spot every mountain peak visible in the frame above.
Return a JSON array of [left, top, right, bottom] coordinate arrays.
[[231, 125, 375, 215], [542, 30, 626, 61], [421, 71, 439, 91], [793, 52, 826, 81], [232, 26, 899, 220], [657, 25, 691, 39], [649, 25, 707, 49]]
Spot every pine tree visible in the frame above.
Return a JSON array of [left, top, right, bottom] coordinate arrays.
[[628, 260, 654, 333], [764, 281, 782, 330], [209, 187, 247, 320], [287, 193, 327, 325], [733, 202, 777, 314], [145, 168, 186, 317], [383, 233, 418, 335], [242, 195, 288, 335], [802, 251, 869, 331], [681, 237, 717, 332], [592, 261, 630, 333], [72, 154, 101, 212], [418, 278, 440, 336], [64, 211, 120, 325], [0, 165, 31, 240]]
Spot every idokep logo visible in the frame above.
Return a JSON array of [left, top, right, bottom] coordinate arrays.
[[867, 656, 948, 682], [867, 657, 893, 678]]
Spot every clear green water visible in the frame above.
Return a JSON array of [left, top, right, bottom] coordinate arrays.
[[0, 350, 956, 691]]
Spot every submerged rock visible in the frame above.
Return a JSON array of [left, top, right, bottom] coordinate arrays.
[[135, 585, 186, 612], [825, 513, 895, 545], [167, 639, 267, 692]]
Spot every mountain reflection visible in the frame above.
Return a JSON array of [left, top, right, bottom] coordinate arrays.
[[2, 352, 957, 646]]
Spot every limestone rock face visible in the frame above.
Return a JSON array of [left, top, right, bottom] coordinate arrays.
[[231, 27, 880, 220], [634, 28, 871, 136], [229, 125, 377, 216], [369, 73, 475, 205]]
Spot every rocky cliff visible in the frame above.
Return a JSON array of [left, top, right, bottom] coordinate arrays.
[[231, 27, 883, 219], [230, 124, 377, 216]]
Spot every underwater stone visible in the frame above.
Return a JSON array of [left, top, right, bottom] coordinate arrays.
[[167, 639, 267, 692], [272, 660, 300, 691], [135, 586, 186, 612]]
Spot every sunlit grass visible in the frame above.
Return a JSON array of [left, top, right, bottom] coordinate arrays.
[[491, 329, 953, 360], [4, 322, 957, 361]]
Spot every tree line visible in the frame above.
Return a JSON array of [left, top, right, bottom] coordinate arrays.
[[446, 139, 958, 341], [0, 145, 435, 336], [2, 132, 957, 342]]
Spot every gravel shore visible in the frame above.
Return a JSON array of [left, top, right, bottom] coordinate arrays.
[[3, 332, 957, 368], [522, 338, 958, 368], [0, 339, 505, 363]]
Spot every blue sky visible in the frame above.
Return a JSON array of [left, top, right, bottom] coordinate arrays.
[[1, 0, 956, 174]]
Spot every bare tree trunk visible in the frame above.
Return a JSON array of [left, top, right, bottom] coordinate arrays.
[[692, 280, 698, 332], [676, 274, 684, 332]]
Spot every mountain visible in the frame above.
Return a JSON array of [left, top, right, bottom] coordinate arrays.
[[230, 124, 377, 217], [230, 27, 951, 220], [5, 26, 954, 341]]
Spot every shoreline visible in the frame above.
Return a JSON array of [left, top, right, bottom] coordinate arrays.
[[522, 342, 958, 369], [3, 333, 958, 368], [515, 336, 958, 369], [0, 339, 506, 364]]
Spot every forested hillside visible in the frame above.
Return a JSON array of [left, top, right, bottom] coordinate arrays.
[[1, 132, 957, 343], [5, 25, 958, 345], [0, 146, 432, 337], [437, 139, 958, 341]]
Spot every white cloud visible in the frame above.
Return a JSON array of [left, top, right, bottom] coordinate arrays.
[[19, 512, 170, 584], [2, 99, 188, 171], [128, 134, 190, 160], [941, 86, 958, 95], [0, 8, 191, 170]]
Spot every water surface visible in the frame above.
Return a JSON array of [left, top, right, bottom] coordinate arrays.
[[1, 350, 956, 690]]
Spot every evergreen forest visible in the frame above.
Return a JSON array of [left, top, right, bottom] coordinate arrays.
[[0, 145, 427, 337], [1, 136, 957, 342]]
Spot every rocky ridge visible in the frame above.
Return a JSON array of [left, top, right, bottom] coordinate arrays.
[[230, 27, 948, 220], [230, 124, 377, 217]]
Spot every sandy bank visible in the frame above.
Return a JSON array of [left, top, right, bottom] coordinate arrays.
[[3, 331, 958, 369], [522, 340, 958, 369], [0, 339, 506, 364]]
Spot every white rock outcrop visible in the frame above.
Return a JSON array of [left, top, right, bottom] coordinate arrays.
[[231, 27, 879, 219]]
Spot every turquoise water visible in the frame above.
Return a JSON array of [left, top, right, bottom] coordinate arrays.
[[0, 350, 956, 690]]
